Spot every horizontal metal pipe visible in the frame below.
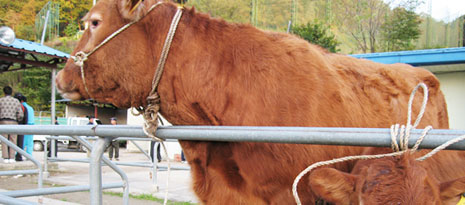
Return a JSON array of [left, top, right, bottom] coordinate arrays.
[[0, 193, 35, 205], [46, 135, 178, 142], [2, 125, 465, 150], [49, 158, 152, 167], [49, 158, 189, 170], [0, 169, 39, 176], [157, 165, 190, 171], [2, 183, 124, 197]]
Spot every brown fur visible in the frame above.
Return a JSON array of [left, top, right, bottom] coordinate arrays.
[[55, 0, 462, 203], [310, 154, 465, 205]]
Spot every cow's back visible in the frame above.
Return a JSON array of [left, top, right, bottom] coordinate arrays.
[[324, 53, 448, 129]]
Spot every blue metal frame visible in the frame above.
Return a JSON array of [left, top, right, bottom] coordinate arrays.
[[350, 47, 465, 66]]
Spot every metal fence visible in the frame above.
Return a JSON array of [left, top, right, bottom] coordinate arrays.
[[1, 124, 465, 204]]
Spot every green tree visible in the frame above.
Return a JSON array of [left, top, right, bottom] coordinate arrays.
[[187, 0, 250, 23], [57, 0, 92, 35], [382, 7, 422, 51], [291, 21, 340, 53], [334, 0, 390, 53], [0, 67, 64, 111], [64, 22, 79, 37]]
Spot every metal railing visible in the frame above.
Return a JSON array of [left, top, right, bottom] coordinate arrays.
[[0, 133, 129, 205], [0, 134, 43, 205], [1, 124, 465, 204], [3, 125, 465, 149]]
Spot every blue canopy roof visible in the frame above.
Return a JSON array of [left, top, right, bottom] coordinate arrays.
[[0, 38, 69, 59], [350, 47, 465, 66]]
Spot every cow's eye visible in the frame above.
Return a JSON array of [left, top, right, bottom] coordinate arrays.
[[92, 20, 99, 27]]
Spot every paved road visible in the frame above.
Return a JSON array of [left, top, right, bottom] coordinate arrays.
[[0, 149, 198, 204]]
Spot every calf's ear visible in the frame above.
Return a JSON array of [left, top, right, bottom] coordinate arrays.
[[309, 168, 357, 205], [118, 0, 147, 21], [440, 176, 465, 204]]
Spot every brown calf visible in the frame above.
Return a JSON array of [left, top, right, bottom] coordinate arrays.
[[309, 153, 465, 205]]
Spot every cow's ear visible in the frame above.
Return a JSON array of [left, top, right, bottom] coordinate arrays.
[[440, 176, 465, 204], [309, 168, 357, 204], [118, 0, 148, 21]]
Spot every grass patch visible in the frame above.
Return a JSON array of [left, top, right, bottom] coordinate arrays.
[[103, 191, 194, 205]]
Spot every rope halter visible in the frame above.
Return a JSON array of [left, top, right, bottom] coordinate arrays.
[[70, 2, 183, 141]]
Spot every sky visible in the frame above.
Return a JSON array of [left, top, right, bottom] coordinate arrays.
[[415, 0, 465, 22]]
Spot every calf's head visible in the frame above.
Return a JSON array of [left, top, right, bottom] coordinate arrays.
[[309, 155, 465, 205], [56, 0, 174, 108]]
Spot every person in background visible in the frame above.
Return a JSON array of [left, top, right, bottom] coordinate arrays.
[[87, 116, 95, 125], [150, 141, 161, 163], [13, 93, 27, 161], [108, 117, 120, 161], [0, 86, 23, 163], [20, 95, 34, 156], [181, 150, 186, 163]]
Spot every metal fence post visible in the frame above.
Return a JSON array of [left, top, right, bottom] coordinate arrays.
[[43, 139, 49, 178], [51, 138, 56, 160], [90, 136, 111, 205], [152, 141, 158, 192], [72, 136, 129, 204]]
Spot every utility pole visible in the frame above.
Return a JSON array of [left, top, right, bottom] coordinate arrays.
[[462, 16, 465, 47], [325, 0, 331, 24], [291, 0, 297, 25], [250, 0, 258, 27], [425, 0, 432, 48], [40, 7, 57, 160]]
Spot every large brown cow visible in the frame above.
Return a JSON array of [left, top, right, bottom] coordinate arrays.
[[55, 0, 465, 203], [309, 153, 465, 205]]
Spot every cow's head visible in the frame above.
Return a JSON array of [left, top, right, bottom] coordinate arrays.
[[309, 155, 465, 205], [56, 0, 175, 108]]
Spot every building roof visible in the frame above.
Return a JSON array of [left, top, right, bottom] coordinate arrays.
[[0, 38, 69, 59], [350, 47, 465, 66]]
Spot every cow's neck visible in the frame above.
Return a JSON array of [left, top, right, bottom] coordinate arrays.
[[141, 5, 240, 126]]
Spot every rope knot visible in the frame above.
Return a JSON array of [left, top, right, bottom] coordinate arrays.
[[141, 92, 163, 141], [147, 92, 161, 105], [72, 51, 88, 67]]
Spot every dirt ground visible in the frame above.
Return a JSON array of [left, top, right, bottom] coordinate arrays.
[[0, 175, 160, 205]]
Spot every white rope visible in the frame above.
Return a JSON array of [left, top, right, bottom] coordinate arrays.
[[292, 83, 431, 205], [291, 150, 408, 204], [417, 134, 465, 161], [143, 125, 171, 205], [150, 7, 183, 94]]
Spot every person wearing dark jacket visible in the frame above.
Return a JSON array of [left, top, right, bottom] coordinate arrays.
[[108, 117, 120, 160], [13, 93, 27, 161]]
